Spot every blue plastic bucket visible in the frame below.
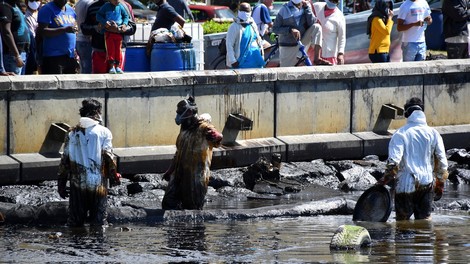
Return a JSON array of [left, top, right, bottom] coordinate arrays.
[[124, 45, 150, 72], [151, 43, 196, 71]]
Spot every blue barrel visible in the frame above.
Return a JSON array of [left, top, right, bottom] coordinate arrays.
[[151, 43, 196, 71], [124, 45, 150, 72], [425, 9, 446, 51]]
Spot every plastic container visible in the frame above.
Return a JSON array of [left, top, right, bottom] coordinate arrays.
[[151, 43, 196, 71], [183, 23, 204, 70], [124, 45, 150, 72]]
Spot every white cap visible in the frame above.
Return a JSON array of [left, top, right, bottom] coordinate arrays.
[[292, 0, 303, 4]]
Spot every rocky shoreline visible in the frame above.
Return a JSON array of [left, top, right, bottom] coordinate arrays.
[[1, 150, 470, 226]]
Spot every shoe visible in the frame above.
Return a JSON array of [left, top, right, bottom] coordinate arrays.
[[115, 67, 124, 74], [109, 67, 116, 74]]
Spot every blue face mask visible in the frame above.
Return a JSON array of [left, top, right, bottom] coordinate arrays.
[[175, 108, 189, 125], [325, 0, 337, 9]]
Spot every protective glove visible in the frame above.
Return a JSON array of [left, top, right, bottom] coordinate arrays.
[[109, 172, 122, 187], [376, 162, 398, 186], [433, 170, 448, 201], [57, 178, 69, 199], [433, 178, 445, 201]]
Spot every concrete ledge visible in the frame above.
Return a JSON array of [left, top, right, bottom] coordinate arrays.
[[10, 153, 60, 183], [353, 132, 392, 158], [3, 125, 470, 184], [277, 133, 364, 162], [114, 145, 176, 175], [0, 155, 20, 184], [435, 124, 470, 150], [213, 137, 286, 169]]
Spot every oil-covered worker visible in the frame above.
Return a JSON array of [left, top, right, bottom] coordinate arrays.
[[57, 98, 121, 227], [377, 97, 448, 221], [162, 96, 223, 210]]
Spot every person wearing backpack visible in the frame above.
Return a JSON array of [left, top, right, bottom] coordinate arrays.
[[225, 2, 265, 68]]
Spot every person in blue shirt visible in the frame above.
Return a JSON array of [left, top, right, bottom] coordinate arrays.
[[97, 0, 129, 74], [37, 0, 77, 74]]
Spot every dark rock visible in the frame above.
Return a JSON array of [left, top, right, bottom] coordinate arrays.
[[338, 166, 377, 191], [36, 201, 68, 225], [243, 157, 280, 190], [209, 168, 245, 189], [326, 160, 355, 172], [216, 186, 257, 198], [282, 160, 340, 189], [126, 183, 144, 195], [449, 169, 470, 184], [448, 149, 470, 165]]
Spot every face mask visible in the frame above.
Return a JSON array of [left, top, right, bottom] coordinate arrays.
[[174, 108, 189, 125], [238, 11, 251, 21], [325, 0, 337, 9], [28, 1, 40, 10]]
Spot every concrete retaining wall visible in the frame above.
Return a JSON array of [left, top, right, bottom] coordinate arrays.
[[1, 60, 469, 184]]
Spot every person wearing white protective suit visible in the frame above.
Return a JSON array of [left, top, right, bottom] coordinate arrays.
[[57, 99, 121, 227], [377, 97, 448, 221]]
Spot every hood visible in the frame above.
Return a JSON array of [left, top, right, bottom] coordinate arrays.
[[407, 110, 427, 125], [79, 117, 100, 128]]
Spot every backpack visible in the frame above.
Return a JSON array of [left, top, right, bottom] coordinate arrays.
[[218, 37, 227, 55]]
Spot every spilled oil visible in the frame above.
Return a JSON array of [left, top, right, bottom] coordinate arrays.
[[1, 186, 469, 263]]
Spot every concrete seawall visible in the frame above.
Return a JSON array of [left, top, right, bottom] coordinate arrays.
[[1, 60, 469, 184]]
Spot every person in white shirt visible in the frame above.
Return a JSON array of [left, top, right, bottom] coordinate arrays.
[[252, 0, 273, 38], [397, 0, 432, 61], [312, 0, 346, 65]]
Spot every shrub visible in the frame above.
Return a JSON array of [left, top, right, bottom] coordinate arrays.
[[202, 20, 231, 34]]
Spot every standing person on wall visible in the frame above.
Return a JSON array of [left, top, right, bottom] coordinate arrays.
[[162, 96, 223, 210], [252, 0, 274, 45], [58, 98, 121, 227], [167, 0, 194, 21], [75, 0, 95, 74], [81, 0, 135, 73], [96, 0, 129, 74], [312, 0, 346, 65], [272, 0, 331, 66], [377, 97, 448, 221], [397, 0, 432, 61], [24, 0, 41, 74], [0, 0, 30, 75], [150, 0, 185, 31], [226, 2, 265, 68], [367, 0, 394, 63], [0, 35, 15, 75], [442, 0, 470, 59], [37, 0, 78, 74]]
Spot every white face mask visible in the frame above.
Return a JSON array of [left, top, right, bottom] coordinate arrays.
[[325, 0, 337, 9], [28, 0, 40, 10], [238, 11, 251, 21]]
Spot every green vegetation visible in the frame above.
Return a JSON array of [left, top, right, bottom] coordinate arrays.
[[202, 20, 231, 34]]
